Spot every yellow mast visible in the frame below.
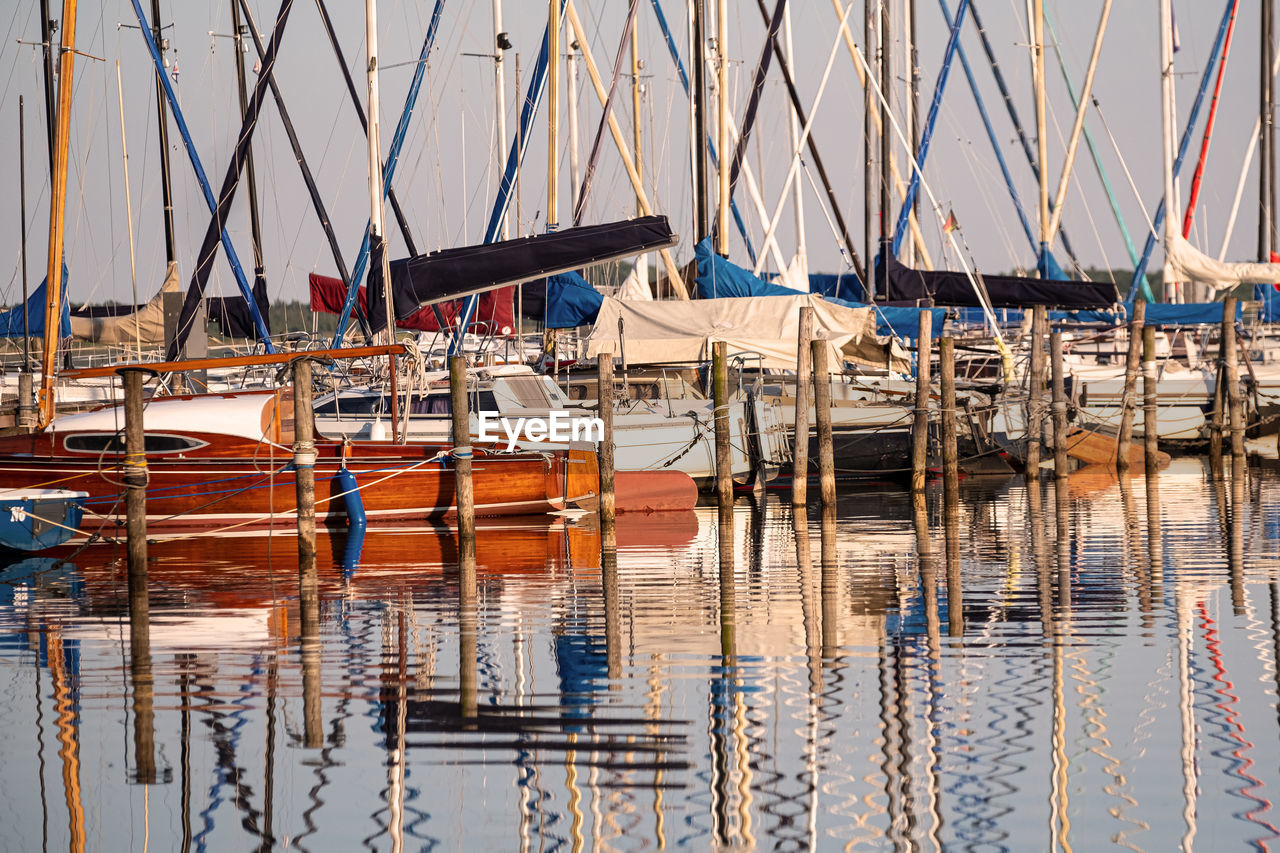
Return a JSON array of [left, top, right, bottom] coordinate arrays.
[[38, 0, 78, 427]]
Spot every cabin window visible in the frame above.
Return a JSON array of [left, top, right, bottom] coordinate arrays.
[[315, 392, 498, 416], [63, 433, 207, 454]]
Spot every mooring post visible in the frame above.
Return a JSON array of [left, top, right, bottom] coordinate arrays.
[[1222, 297, 1245, 464], [712, 340, 733, 507], [292, 358, 317, 560], [128, 594, 155, 784], [1142, 325, 1159, 479], [792, 307, 814, 507], [1210, 364, 1226, 481], [1116, 300, 1146, 472], [597, 352, 616, 527], [299, 552, 322, 748], [459, 546, 478, 721], [911, 310, 932, 492], [16, 371, 34, 432], [810, 340, 837, 509], [122, 369, 148, 576], [1026, 306, 1047, 480], [939, 338, 959, 509], [449, 355, 477, 559], [1050, 331, 1069, 480]]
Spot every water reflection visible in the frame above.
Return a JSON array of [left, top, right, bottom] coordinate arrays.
[[2, 467, 1280, 848]]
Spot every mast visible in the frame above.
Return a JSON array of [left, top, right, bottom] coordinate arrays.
[[568, 39, 581, 215], [494, 0, 509, 240], [231, 0, 265, 289], [1160, 0, 1177, 302], [632, 21, 649, 290], [692, 0, 710, 242], [365, 0, 394, 341], [879, 0, 892, 299], [19, 96, 30, 370], [715, 0, 729, 255], [1263, 0, 1276, 260], [783, 3, 805, 278], [38, 0, 56, 174], [908, 0, 919, 264], [547, 0, 560, 232], [865, 0, 874, 299], [38, 0, 77, 426], [1033, 0, 1050, 275], [150, 0, 176, 267], [116, 62, 142, 357]]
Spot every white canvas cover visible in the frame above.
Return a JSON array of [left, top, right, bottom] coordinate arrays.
[[1164, 226, 1280, 293], [616, 256, 653, 301], [584, 294, 906, 373], [70, 261, 180, 344]]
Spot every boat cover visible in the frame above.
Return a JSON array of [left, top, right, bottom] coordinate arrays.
[[368, 215, 676, 328], [309, 274, 514, 335], [583, 294, 906, 373], [1164, 225, 1280, 293], [69, 262, 178, 344], [0, 268, 71, 339], [877, 252, 1118, 308]]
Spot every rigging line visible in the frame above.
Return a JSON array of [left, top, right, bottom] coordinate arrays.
[[1092, 98, 1157, 242]]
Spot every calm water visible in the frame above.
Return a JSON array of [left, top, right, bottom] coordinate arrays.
[[2, 459, 1280, 851]]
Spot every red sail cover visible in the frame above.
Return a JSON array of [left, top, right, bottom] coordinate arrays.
[[309, 274, 515, 334]]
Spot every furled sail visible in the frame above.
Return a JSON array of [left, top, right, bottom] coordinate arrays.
[[69, 262, 179, 344], [368, 215, 676, 331], [1163, 224, 1280, 293], [878, 253, 1117, 308]]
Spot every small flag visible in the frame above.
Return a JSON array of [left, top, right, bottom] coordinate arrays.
[[170, 61, 180, 83], [943, 209, 960, 234], [1270, 251, 1280, 291]]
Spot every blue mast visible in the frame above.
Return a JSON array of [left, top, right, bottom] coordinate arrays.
[[892, 0, 970, 258], [938, 0, 1036, 254], [129, 0, 273, 351], [331, 0, 447, 346], [1128, 0, 1235, 305]]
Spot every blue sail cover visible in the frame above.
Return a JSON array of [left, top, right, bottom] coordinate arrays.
[[1255, 284, 1280, 323], [0, 270, 72, 338], [544, 271, 604, 328], [949, 301, 1239, 328], [809, 272, 865, 302], [694, 238, 795, 299]]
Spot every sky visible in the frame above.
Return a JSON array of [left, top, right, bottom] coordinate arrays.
[[0, 0, 1269, 308]]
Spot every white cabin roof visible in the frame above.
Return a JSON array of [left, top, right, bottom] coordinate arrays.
[[48, 392, 278, 443]]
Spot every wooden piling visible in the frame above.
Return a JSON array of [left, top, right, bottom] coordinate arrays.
[[17, 371, 34, 431], [596, 352, 616, 527], [1142, 325, 1159, 479], [1116, 300, 1145, 472], [810, 340, 836, 509], [1209, 364, 1225, 481], [299, 552, 322, 748], [1026, 306, 1047, 480], [292, 358, 317, 560], [792, 307, 814, 506], [1222, 297, 1245, 463], [128, 595, 155, 784], [712, 340, 733, 507], [911, 310, 932, 492], [449, 355, 477, 558], [939, 338, 959, 507], [1050, 331, 1069, 480], [122, 369, 148, 576], [459, 547, 478, 720]]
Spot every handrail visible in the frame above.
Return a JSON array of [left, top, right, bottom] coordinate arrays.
[[60, 344, 406, 380]]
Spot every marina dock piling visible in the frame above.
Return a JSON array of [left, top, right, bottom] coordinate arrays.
[[939, 338, 959, 508], [597, 352, 616, 527], [1142, 325, 1159, 478], [122, 368, 148, 576], [1026, 306, 1047, 480], [811, 340, 836, 509], [17, 371, 34, 432], [1116, 301, 1145, 472], [1222, 297, 1245, 464], [299, 552, 322, 748], [712, 341, 733, 507], [292, 359, 317, 560], [792, 307, 814, 506], [449, 355, 477, 559], [911, 310, 932, 492], [1050, 331, 1068, 480]]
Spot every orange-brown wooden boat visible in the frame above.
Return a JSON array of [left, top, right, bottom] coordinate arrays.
[[0, 390, 585, 531]]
